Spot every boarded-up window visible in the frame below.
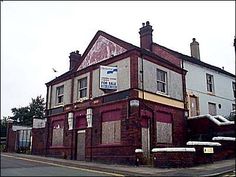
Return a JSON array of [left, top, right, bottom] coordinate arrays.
[[101, 110, 121, 144], [156, 112, 172, 144], [52, 120, 64, 146]]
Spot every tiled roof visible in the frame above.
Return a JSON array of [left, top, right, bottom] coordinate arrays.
[[46, 31, 185, 86]]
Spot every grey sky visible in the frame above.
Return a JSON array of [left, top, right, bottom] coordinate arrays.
[[1, 1, 235, 118]]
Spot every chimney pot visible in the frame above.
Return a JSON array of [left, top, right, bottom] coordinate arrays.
[[139, 21, 153, 51]]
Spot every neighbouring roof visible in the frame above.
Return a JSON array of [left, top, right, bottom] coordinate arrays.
[[212, 136, 235, 141], [188, 114, 234, 126], [153, 43, 235, 78], [186, 141, 221, 146], [152, 147, 196, 152]]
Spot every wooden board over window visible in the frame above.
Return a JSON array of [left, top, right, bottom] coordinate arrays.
[[102, 120, 121, 144], [52, 120, 64, 146], [101, 110, 121, 144], [208, 102, 217, 116], [156, 112, 172, 144]]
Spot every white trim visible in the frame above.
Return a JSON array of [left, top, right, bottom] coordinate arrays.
[[188, 114, 234, 126], [151, 147, 196, 152], [186, 141, 221, 146], [53, 104, 64, 109], [212, 136, 235, 141], [77, 130, 86, 133], [12, 125, 32, 131], [135, 149, 143, 153], [214, 115, 230, 122]]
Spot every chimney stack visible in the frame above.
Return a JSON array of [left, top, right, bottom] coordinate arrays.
[[139, 21, 153, 51], [190, 38, 200, 60], [69, 50, 81, 70]]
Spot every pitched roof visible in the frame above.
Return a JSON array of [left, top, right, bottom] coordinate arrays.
[[153, 43, 235, 78], [45, 70, 72, 86], [46, 30, 185, 86], [73, 30, 138, 71]]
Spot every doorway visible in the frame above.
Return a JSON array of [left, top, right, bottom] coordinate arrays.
[[141, 127, 150, 158], [189, 95, 199, 117], [76, 130, 85, 160]]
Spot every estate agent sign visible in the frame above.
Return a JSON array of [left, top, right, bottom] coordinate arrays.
[[100, 66, 118, 90]]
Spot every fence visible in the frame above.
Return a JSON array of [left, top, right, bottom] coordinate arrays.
[[16, 129, 32, 153]]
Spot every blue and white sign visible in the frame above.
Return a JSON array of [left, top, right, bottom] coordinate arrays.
[[100, 66, 118, 90]]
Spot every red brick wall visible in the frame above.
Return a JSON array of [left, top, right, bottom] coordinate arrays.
[[6, 123, 16, 152], [188, 118, 235, 141], [213, 141, 235, 161], [142, 101, 187, 147], [32, 128, 46, 155], [85, 100, 138, 164], [152, 152, 195, 168], [45, 97, 186, 164], [152, 45, 181, 67]]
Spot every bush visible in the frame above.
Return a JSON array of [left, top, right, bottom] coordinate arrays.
[[0, 144, 6, 152]]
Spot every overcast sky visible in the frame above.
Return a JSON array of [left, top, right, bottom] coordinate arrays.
[[1, 1, 235, 118]]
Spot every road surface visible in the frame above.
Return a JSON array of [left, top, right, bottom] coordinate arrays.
[[1, 154, 123, 176]]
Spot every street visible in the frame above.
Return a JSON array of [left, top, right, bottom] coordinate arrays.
[[1, 153, 235, 176], [1, 154, 123, 176]]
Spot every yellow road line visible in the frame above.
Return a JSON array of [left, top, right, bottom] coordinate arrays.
[[2, 154, 124, 177]]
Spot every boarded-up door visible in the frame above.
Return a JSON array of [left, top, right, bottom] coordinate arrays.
[[190, 96, 198, 117], [208, 102, 217, 116], [77, 130, 85, 161], [141, 127, 150, 158], [141, 117, 150, 158]]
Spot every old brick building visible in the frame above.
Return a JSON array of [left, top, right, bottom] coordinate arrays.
[[43, 21, 188, 164]]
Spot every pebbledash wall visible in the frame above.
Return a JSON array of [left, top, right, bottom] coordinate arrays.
[[42, 22, 188, 164]]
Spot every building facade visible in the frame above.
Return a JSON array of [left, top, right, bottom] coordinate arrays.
[[152, 39, 235, 118], [44, 22, 188, 164]]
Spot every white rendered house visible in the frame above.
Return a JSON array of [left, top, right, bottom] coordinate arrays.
[[153, 38, 235, 118]]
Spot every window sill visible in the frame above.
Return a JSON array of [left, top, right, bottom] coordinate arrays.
[[207, 92, 215, 96], [76, 97, 88, 103], [156, 91, 170, 97], [53, 104, 64, 108]]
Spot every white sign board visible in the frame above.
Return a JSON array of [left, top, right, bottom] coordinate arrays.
[[203, 147, 214, 154], [68, 112, 74, 130], [86, 108, 93, 128], [100, 66, 117, 90], [33, 119, 46, 129], [130, 100, 140, 107]]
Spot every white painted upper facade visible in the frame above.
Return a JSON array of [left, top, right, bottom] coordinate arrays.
[[184, 60, 235, 117]]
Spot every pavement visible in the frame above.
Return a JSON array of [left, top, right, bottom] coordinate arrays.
[[1, 152, 235, 176]]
